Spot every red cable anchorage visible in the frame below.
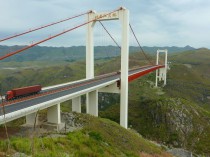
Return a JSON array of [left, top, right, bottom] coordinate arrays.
[[0, 8, 121, 61], [0, 11, 89, 42]]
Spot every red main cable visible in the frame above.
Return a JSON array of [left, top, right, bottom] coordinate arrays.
[[129, 24, 154, 65], [0, 11, 89, 42], [0, 8, 121, 61]]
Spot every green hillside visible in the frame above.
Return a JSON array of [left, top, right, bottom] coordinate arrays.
[[171, 48, 210, 64], [100, 77, 210, 156], [0, 113, 172, 157], [165, 64, 210, 106], [167, 48, 210, 110]]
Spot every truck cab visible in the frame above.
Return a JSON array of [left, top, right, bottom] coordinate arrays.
[[6, 91, 14, 100]]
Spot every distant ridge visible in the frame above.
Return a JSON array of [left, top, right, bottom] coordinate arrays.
[[171, 48, 210, 64], [0, 45, 196, 62], [131, 45, 195, 54]]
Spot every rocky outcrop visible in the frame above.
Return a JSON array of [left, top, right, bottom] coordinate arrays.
[[61, 112, 83, 132], [138, 97, 210, 155], [167, 148, 193, 157]]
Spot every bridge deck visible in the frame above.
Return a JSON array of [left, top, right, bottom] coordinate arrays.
[[0, 65, 164, 117]]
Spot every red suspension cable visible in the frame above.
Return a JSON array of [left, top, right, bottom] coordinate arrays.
[[0, 11, 89, 42], [99, 21, 154, 65], [0, 8, 121, 61], [99, 21, 121, 49], [129, 24, 154, 65]]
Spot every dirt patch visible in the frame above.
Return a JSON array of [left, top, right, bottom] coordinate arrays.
[[0, 127, 20, 140], [140, 152, 172, 157], [184, 64, 192, 69]]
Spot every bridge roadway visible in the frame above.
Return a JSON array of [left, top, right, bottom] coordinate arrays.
[[0, 65, 164, 118]]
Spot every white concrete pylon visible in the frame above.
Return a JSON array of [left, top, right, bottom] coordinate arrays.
[[119, 8, 129, 129], [85, 7, 129, 128], [155, 49, 168, 87], [72, 96, 82, 113], [86, 11, 96, 79]]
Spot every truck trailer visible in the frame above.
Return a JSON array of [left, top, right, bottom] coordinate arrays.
[[5, 85, 42, 100]]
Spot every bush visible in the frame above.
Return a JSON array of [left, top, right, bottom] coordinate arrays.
[[88, 131, 102, 141]]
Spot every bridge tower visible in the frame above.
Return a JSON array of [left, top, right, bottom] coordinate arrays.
[[80, 7, 130, 128], [155, 49, 168, 87]]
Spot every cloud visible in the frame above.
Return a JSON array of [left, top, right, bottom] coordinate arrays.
[[0, 0, 209, 48]]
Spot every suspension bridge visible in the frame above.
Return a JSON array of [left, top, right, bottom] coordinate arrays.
[[0, 7, 168, 129]]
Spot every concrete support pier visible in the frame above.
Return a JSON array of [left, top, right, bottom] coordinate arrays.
[[72, 96, 81, 113], [47, 104, 61, 124], [86, 90, 98, 116], [26, 112, 39, 126], [45, 103, 64, 131]]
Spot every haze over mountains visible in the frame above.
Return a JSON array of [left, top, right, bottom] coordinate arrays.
[[0, 45, 195, 62]]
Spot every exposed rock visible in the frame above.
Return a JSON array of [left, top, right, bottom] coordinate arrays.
[[167, 148, 193, 157], [184, 64, 192, 69], [45, 133, 66, 138], [135, 97, 210, 155], [61, 112, 83, 132], [12, 152, 31, 157]]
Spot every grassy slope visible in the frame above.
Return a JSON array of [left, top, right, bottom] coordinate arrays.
[[165, 64, 210, 106], [0, 113, 172, 157], [167, 48, 210, 109], [171, 48, 210, 64], [100, 77, 210, 156]]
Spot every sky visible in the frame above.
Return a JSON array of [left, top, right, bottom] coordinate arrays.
[[0, 0, 209, 48]]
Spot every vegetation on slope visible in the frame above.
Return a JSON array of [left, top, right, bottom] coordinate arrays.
[[165, 64, 210, 107], [166, 48, 210, 110], [171, 48, 210, 64], [100, 78, 210, 156], [0, 113, 172, 157]]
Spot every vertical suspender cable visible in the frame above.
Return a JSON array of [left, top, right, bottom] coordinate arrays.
[[99, 21, 155, 65]]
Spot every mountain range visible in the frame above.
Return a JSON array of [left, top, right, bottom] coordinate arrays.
[[0, 45, 195, 62]]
